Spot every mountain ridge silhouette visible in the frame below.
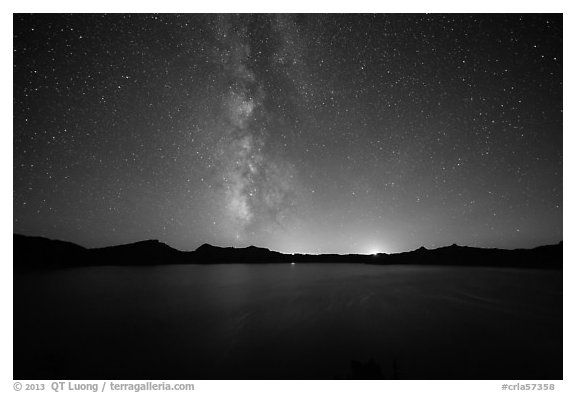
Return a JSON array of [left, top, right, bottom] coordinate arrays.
[[13, 234, 562, 270]]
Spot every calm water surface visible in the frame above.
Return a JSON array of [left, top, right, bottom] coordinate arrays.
[[14, 263, 562, 379]]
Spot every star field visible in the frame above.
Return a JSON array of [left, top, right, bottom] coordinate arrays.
[[13, 14, 562, 254]]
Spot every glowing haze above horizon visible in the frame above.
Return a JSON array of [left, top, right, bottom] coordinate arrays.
[[14, 14, 562, 254]]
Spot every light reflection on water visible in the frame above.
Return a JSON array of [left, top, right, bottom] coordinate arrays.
[[14, 264, 562, 379]]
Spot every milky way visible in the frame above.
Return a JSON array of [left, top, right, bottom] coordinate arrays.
[[209, 15, 300, 240], [13, 14, 562, 253]]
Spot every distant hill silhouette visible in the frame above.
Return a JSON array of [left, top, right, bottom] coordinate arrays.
[[13, 234, 562, 270], [13, 235, 87, 269]]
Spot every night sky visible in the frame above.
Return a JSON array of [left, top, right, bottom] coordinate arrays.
[[13, 14, 563, 254]]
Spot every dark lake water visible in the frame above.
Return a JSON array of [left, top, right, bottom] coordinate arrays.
[[14, 264, 562, 379]]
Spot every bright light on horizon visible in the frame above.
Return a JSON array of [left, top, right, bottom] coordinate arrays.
[[365, 246, 387, 255]]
